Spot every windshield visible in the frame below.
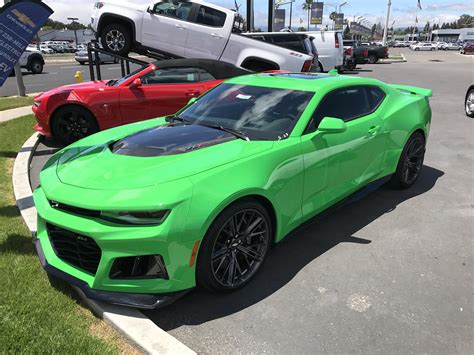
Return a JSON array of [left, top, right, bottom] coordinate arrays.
[[178, 83, 314, 141], [111, 67, 146, 86]]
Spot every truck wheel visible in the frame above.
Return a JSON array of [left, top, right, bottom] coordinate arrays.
[[101, 23, 132, 56], [368, 55, 378, 64], [29, 59, 44, 74]]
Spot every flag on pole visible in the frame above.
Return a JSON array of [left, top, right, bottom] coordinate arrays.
[[417, 0, 422, 10]]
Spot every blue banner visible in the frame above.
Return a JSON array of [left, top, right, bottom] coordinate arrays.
[[0, 0, 53, 86]]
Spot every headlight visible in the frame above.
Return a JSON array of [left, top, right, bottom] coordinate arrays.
[[94, 2, 105, 9], [101, 210, 170, 225], [33, 100, 41, 107]]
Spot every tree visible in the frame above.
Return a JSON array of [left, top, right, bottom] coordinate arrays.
[[343, 24, 350, 39], [302, 0, 313, 31], [457, 14, 474, 29], [423, 21, 431, 33]]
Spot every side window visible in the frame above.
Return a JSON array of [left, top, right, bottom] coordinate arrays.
[[152, 1, 193, 21], [141, 67, 200, 85], [199, 69, 216, 81], [305, 86, 379, 133], [194, 5, 226, 27], [367, 86, 386, 110]]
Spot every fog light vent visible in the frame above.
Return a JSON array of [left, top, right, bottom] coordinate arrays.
[[110, 255, 168, 280]]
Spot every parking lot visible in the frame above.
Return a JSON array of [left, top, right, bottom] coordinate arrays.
[[25, 49, 473, 353]]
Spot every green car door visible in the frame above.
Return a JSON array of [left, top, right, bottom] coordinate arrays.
[[301, 85, 387, 219]]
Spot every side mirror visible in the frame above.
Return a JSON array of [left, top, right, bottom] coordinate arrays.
[[317, 117, 347, 134], [147, 6, 154, 14], [130, 78, 142, 88]]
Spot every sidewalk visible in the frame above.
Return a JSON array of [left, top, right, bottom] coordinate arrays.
[[0, 106, 32, 123]]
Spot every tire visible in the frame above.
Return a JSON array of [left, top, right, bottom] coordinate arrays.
[[465, 89, 474, 118], [389, 132, 426, 189], [415, 48, 420, 51], [368, 54, 378, 64], [431, 48, 435, 51], [196, 199, 273, 292], [29, 59, 43, 74], [101, 23, 132, 57], [51, 106, 99, 146], [78, 61, 85, 65]]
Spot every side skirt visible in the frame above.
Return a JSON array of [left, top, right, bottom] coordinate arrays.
[[280, 174, 392, 242]]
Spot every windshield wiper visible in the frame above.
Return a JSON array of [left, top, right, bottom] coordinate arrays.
[[198, 123, 249, 141], [165, 115, 191, 124]]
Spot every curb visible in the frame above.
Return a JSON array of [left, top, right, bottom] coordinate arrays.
[[12, 132, 196, 355]]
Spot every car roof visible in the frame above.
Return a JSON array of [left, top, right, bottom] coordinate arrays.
[[152, 59, 252, 79], [224, 72, 385, 92]]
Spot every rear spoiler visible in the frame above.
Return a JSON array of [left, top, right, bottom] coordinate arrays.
[[390, 84, 433, 98]]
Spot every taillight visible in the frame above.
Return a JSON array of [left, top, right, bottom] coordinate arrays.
[[384, 47, 388, 54], [364, 48, 368, 57], [335, 33, 340, 48], [301, 59, 312, 72], [346, 47, 352, 56]]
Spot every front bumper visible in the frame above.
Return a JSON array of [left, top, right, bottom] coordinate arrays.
[[34, 237, 191, 309], [32, 103, 52, 138]]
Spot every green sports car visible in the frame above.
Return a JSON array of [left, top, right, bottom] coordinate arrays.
[[33, 72, 432, 308]]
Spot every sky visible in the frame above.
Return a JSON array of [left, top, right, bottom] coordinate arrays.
[[43, 0, 474, 30]]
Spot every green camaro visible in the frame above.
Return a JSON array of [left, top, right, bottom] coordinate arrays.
[[33, 72, 432, 308]]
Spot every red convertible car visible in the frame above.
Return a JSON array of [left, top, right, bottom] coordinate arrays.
[[33, 59, 251, 144]]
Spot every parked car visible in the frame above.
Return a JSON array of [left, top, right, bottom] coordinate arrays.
[[33, 59, 251, 145], [39, 44, 54, 54], [243, 32, 319, 71], [359, 42, 389, 63], [74, 49, 118, 65], [411, 43, 436, 51], [11, 49, 45, 75], [33, 71, 432, 309], [296, 30, 344, 72], [91, 0, 314, 72], [343, 40, 369, 65], [460, 42, 474, 55], [465, 86, 474, 118], [440, 42, 461, 51]]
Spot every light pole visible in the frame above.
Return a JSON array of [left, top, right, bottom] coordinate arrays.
[[338, 1, 347, 13], [382, 0, 391, 46], [67, 17, 79, 45], [276, 0, 295, 30]]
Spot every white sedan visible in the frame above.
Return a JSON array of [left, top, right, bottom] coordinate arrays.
[[412, 43, 436, 51]]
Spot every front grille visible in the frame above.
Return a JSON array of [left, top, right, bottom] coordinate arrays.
[[49, 200, 101, 218], [47, 223, 102, 275]]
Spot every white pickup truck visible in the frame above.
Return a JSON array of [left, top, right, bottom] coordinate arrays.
[[91, 0, 314, 72]]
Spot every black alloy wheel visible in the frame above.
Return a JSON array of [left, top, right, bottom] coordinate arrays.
[[197, 200, 272, 291], [51, 106, 99, 145], [390, 132, 425, 188], [465, 89, 474, 118]]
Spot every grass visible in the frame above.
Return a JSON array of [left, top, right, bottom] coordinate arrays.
[[0, 115, 138, 354], [0, 96, 34, 111]]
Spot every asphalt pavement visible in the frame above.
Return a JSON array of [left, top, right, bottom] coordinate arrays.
[[28, 49, 473, 354]]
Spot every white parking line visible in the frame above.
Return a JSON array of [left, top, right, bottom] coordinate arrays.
[[59, 66, 82, 69], [107, 67, 121, 70]]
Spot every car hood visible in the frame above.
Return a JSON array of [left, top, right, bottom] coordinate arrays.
[[36, 81, 109, 99], [55, 124, 273, 190]]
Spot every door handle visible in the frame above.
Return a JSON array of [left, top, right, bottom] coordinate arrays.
[[368, 126, 381, 135], [211, 33, 222, 38], [176, 24, 186, 29]]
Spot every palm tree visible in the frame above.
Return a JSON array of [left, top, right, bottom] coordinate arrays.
[[302, 0, 314, 31]]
